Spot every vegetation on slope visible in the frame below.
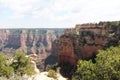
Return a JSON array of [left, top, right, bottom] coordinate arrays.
[[0, 50, 36, 79], [0, 53, 14, 78], [72, 46, 120, 80]]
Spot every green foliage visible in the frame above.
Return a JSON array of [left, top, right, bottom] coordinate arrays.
[[95, 46, 120, 80], [72, 46, 120, 80], [47, 69, 57, 79], [0, 53, 14, 78], [99, 21, 120, 28], [72, 60, 96, 80], [11, 50, 36, 76], [0, 50, 36, 78]]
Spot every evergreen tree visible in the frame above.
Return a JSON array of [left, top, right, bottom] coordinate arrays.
[[11, 50, 36, 76], [0, 53, 14, 78], [72, 46, 120, 80]]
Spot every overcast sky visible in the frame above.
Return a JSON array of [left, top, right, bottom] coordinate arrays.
[[0, 0, 120, 28]]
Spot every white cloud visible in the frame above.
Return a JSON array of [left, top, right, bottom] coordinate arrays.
[[0, 23, 5, 27], [0, 0, 120, 28], [0, 0, 40, 12], [0, 0, 41, 18], [10, 13, 25, 19]]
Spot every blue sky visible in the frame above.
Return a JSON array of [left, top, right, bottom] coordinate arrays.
[[0, 0, 120, 28]]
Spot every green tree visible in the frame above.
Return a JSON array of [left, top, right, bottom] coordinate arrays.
[[0, 53, 14, 78], [95, 46, 120, 80], [72, 46, 120, 80], [73, 60, 96, 80], [11, 50, 36, 76]]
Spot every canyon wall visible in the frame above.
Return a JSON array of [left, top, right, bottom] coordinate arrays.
[[58, 21, 120, 66], [0, 29, 65, 55]]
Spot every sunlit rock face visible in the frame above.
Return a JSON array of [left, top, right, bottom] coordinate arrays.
[[58, 21, 120, 66]]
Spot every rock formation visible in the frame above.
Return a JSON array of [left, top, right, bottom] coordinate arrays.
[[19, 30, 27, 53], [58, 21, 120, 66]]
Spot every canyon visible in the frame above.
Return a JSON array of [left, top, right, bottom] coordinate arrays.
[[0, 29, 65, 71], [0, 21, 120, 74]]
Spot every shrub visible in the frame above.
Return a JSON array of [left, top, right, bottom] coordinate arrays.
[[72, 46, 120, 80], [47, 69, 57, 79], [0, 50, 36, 79], [11, 50, 36, 76], [0, 53, 14, 78]]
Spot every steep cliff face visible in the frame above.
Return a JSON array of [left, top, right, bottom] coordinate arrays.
[[58, 21, 120, 66], [45, 30, 56, 52], [19, 30, 27, 53], [58, 35, 77, 65]]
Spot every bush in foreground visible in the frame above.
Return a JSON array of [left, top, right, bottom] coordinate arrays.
[[11, 50, 36, 76], [0, 50, 36, 79], [47, 69, 57, 79], [0, 53, 14, 78], [72, 46, 120, 80]]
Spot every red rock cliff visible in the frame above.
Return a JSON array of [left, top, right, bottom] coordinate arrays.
[[58, 22, 120, 66]]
